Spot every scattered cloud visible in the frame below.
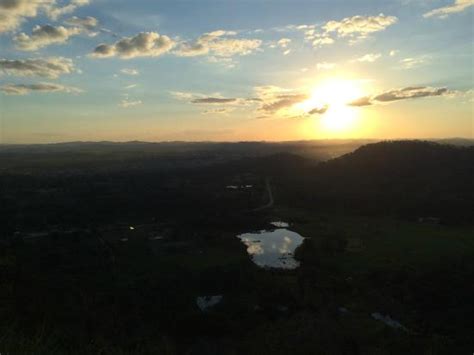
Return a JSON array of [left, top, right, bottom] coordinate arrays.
[[353, 53, 382, 62], [254, 86, 308, 116], [349, 86, 450, 106], [120, 98, 142, 108], [170, 91, 198, 101], [348, 96, 373, 107], [1, 82, 82, 95], [120, 68, 139, 75], [0, 0, 54, 33], [311, 34, 335, 48], [124, 84, 137, 89], [202, 107, 233, 115], [308, 105, 329, 115], [175, 30, 262, 58], [277, 38, 291, 48], [389, 49, 399, 56], [47, 0, 90, 21], [91, 32, 175, 59], [0, 57, 76, 79], [423, 0, 474, 18], [323, 14, 398, 39], [191, 97, 238, 104], [64, 16, 99, 36], [400, 56, 430, 69], [14, 24, 82, 51], [269, 38, 292, 55], [373, 86, 448, 102]]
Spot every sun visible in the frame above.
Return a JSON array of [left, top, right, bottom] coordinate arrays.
[[298, 78, 365, 134]]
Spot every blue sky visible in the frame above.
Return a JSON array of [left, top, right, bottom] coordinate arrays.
[[0, 0, 473, 143]]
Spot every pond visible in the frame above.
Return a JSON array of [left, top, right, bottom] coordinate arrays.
[[236, 228, 305, 269]]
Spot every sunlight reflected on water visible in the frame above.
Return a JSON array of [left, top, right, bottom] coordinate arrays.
[[236, 228, 305, 269]]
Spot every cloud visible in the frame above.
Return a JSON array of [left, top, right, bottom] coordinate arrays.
[[46, 0, 90, 21], [400, 56, 430, 69], [353, 53, 382, 62], [202, 107, 233, 115], [323, 14, 398, 39], [308, 105, 329, 115], [64, 16, 98, 35], [0, 57, 76, 79], [423, 0, 473, 18], [120, 68, 139, 75], [269, 38, 291, 54], [170, 91, 197, 100], [349, 86, 449, 106], [277, 38, 291, 48], [1, 82, 82, 95], [348, 96, 372, 107], [312, 35, 335, 48], [0, 0, 54, 33], [260, 93, 308, 114], [120, 98, 142, 108], [0, 0, 91, 34], [253, 86, 308, 116], [171, 90, 258, 106], [175, 30, 262, 58], [14, 24, 82, 51], [171, 86, 310, 118], [124, 84, 137, 89], [191, 97, 238, 104], [316, 62, 336, 70], [91, 32, 175, 59], [389, 49, 399, 56], [373, 86, 448, 102]]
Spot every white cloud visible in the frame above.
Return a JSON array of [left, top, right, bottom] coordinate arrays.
[[124, 84, 137, 89], [0, 57, 76, 79], [0, 0, 91, 34], [1, 82, 82, 95], [91, 32, 175, 59], [424, 0, 474, 18], [277, 38, 291, 48], [170, 91, 198, 101], [389, 49, 399, 56], [120, 98, 142, 108], [14, 24, 82, 51], [175, 30, 262, 58], [47, 0, 90, 21], [0, 0, 54, 33], [323, 14, 398, 39], [64, 16, 98, 36], [312, 35, 334, 48], [120, 68, 139, 75], [353, 53, 382, 62], [400, 56, 430, 69]]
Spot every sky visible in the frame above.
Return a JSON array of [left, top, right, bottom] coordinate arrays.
[[0, 0, 473, 143]]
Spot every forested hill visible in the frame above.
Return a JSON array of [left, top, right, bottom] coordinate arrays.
[[280, 141, 474, 224]]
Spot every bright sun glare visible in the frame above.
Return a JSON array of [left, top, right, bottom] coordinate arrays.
[[298, 79, 365, 133]]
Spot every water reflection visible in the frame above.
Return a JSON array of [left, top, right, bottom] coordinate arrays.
[[236, 229, 304, 269]]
